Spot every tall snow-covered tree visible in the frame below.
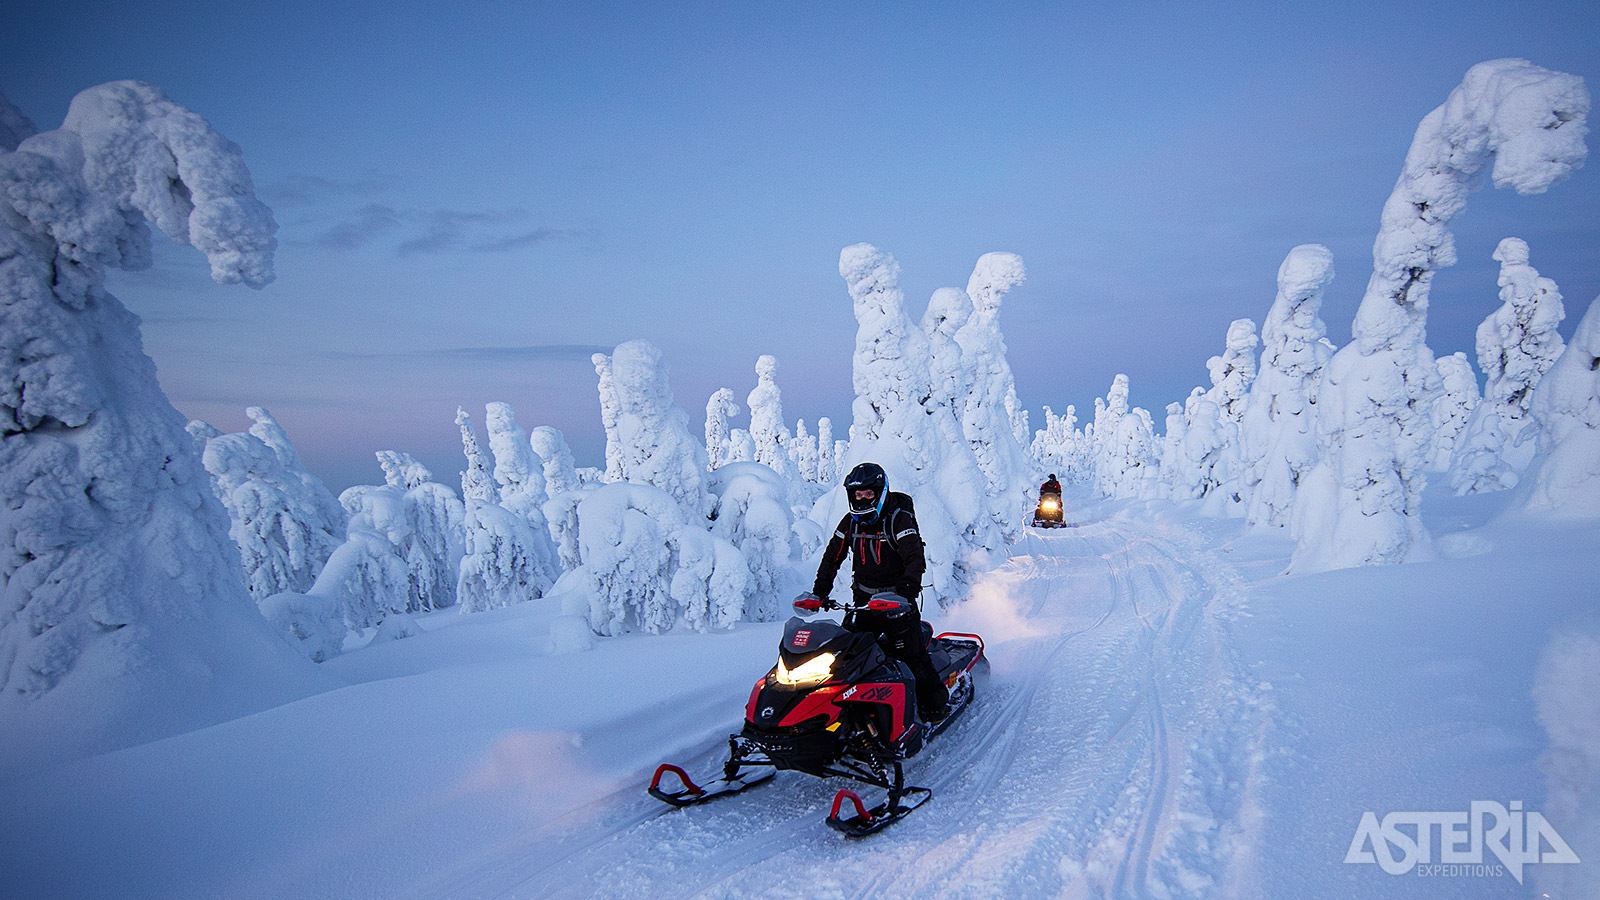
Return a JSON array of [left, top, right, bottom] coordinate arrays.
[[529, 425, 580, 499], [485, 402, 547, 515], [747, 355, 798, 483], [600, 340, 714, 521], [956, 253, 1032, 538], [0, 82, 324, 763], [792, 419, 818, 483], [1241, 245, 1335, 527], [592, 352, 623, 481], [1091, 375, 1131, 498], [1430, 352, 1481, 472], [1293, 59, 1589, 573], [704, 387, 740, 471], [1514, 292, 1600, 518], [456, 410, 555, 614], [193, 411, 344, 600], [836, 244, 1001, 605], [1450, 237, 1567, 492], [816, 416, 836, 484]]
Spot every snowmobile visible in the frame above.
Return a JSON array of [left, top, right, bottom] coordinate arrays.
[[648, 592, 988, 836], [1032, 490, 1066, 527]]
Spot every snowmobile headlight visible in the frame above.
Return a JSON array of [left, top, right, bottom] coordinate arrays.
[[775, 652, 836, 686], [1042, 498, 1060, 511]]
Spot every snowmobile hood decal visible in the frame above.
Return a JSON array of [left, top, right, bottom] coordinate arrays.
[[782, 616, 848, 653]]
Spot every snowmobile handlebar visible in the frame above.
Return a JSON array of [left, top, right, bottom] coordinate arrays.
[[792, 591, 913, 617]]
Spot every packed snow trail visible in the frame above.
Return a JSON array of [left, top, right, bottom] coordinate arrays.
[[410, 516, 1272, 900]]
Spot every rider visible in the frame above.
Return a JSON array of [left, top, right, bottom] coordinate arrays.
[[1040, 473, 1062, 497], [797, 462, 949, 723]]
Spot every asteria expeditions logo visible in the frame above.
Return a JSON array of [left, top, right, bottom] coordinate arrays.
[[1345, 801, 1581, 884]]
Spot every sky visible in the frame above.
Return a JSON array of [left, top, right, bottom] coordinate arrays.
[[6, 1, 1599, 491]]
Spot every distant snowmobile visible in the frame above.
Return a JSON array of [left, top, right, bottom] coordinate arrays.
[[1033, 490, 1066, 528], [649, 592, 988, 836]]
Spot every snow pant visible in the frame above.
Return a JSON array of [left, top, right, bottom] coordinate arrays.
[[848, 589, 948, 719]]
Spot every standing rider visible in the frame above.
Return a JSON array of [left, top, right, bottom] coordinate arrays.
[[796, 462, 950, 723]]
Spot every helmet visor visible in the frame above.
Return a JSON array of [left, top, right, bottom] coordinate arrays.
[[849, 487, 880, 514]]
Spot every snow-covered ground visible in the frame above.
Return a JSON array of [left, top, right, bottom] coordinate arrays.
[[2, 483, 1594, 899]]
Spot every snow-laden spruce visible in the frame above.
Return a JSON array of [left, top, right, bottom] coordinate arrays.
[[1429, 352, 1481, 472], [815, 416, 836, 484], [0, 82, 325, 763], [193, 410, 346, 599], [956, 253, 1035, 539], [1240, 245, 1336, 527], [1292, 59, 1589, 573], [1450, 237, 1567, 493], [1512, 293, 1600, 519], [1031, 405, 1089, 484], [571, 483, 748, 635], [834, 244, 1002, 605], [747, 355, 799, 484], [598, 340, 715, 521], [709, 461, 796, 623], [455, 408, 558, 613], [529, 425, 580, 499], [704, 387, 740, 471], [1090, 375, 1130, 497], [791, 418, 818, 483], [334, 453, 465, 626]]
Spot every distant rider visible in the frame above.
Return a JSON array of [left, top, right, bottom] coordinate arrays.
[[1040, 473, 1062, 497], [797, 462, 949, 722]]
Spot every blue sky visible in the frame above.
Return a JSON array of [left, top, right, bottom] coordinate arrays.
[[6, 1, 1599, 490]]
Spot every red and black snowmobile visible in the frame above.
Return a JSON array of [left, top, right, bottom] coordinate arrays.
[[1032, 491, 1066, 527], [649, 593, 988, 836]]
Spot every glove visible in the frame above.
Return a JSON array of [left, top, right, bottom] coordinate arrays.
[[793, 592, 827, 613]]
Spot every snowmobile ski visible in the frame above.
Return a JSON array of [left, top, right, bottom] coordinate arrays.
[[826, 786, 933, 837], [648, 763, 774, 807]]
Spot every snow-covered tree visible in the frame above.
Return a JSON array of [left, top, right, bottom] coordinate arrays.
[[195, 415, 344, 600], [601, 340, 715, 521], [1511, 293, 1600, 518], [709, 461, 796, 623], [592, 352, 623, 481], [1103, 406, 1160, 500], [529, 425, 580, 499], [747, 355, 799, 484], [485, 402, 547, 514], [1451, 237, 1567, 492], [704, 387, 740, 471], [1293, 59, 1589, 573], [1241, 245, 1336, 527], [0, 82, 323, 760], [816, 416, 836, 484], [1091, 375, 1130, 497], [247, 408, 345, 537], [1429, 352, 1481, 472], [1032, 404, 1087, 482], [792, 419, 818, 483], [956, 252, 1033, 538], [456, 409, 558, 613], [835, 244, 1002, 605], [572, 483, 745, 635], [333, 454, 465, 626]]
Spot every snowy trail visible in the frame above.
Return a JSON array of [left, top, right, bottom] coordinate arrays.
[[413, 519, 1270, 900]]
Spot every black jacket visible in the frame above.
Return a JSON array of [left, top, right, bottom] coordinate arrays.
[[812, 491, 926, 600]]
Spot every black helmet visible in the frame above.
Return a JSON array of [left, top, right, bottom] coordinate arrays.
[[1049, 473, 1057, 479], [844, 462, 887, 518]]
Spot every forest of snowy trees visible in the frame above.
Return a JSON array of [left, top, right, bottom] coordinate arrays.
[[2, 60, 1599, 765]]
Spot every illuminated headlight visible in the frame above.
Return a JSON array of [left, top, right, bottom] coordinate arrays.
[[775, 652, 836, 686], [1042, 499, 1060, 511]]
